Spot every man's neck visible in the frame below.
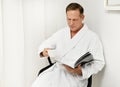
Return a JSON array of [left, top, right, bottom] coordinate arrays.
[[70, 24, 83, 38], [71, 30, 79, 38]]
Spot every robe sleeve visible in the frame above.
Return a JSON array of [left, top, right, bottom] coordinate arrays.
[[80, 36, 105, 80], [38, 32, 59, 58]]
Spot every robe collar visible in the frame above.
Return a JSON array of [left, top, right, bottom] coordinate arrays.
[[61, 24, 89, 57]]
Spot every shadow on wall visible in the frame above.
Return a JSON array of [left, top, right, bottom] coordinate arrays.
[[92, 67, 106, 87]]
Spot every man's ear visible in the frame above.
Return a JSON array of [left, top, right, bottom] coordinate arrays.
[[81, 14, 85, 20]]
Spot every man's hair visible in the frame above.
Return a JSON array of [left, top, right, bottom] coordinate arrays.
[[66, 3, 84, 14]]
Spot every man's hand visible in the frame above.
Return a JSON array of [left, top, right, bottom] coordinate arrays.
[[63, 64, 82, 75], [40, 48, 51, 57]]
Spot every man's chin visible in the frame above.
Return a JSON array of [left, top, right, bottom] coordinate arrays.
[[70, 28, 76, 31]]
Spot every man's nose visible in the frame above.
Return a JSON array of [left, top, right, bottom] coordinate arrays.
[[70, 20, 74, 25]]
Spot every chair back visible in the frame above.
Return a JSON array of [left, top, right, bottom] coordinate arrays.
[[87, 76, 92, 87]]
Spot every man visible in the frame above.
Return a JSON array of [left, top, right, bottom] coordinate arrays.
[[32, 3, 105, 87]]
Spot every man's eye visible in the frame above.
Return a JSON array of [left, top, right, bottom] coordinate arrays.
[[73, 19, 77, 21]]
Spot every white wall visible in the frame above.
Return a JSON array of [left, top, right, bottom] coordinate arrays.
[[2, 0, 24, 87], [1, 0, 120, 87], [0, 0, 3, 86], [22, 0, 46, 87]]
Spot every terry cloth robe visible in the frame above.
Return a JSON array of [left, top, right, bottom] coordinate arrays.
[[32, 24, 105, 87]]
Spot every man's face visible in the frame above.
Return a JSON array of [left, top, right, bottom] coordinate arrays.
[[66, 9, 84, 32]]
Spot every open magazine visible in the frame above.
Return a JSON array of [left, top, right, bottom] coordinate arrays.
[[48, 50, 94, 68], [74, 52, 94, 68]]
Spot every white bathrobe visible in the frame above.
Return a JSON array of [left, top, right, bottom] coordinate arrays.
[[32, 24, 105, 87]]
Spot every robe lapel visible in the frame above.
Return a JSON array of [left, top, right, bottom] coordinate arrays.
[[61, 24, 88, 57]]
